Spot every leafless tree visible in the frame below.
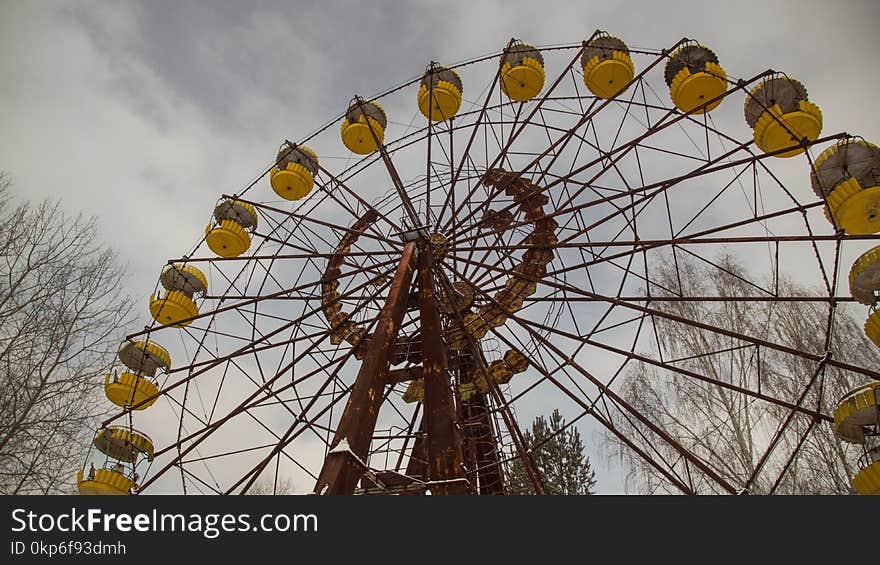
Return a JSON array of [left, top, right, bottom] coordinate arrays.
[[0, 173, 134, 494], [605, 252, 875, 494], [243, 476, 295, 495]]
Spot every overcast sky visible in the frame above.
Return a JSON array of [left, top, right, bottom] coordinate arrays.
[[2, 0, 879, 493], [2, 1, 878, 298], [2, 0, 877, 294]]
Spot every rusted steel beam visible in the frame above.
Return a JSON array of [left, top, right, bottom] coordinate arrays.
[[405, 415, 428, 481], [434, 37, 515, 226], [463, 440, 479, 494], [451, 251, 880, 380], [198, 294, 860, 304], [543, 209, 833, 280], [442, 36, 692, 236], [226, 276, 426, 494], [437, 34, 596, 227], [462, 233, 880, 251], [110, 259, 398, 429], [746, 359, 827, 492], [426, 73, 435, 226], [353, 98, 422, 227], [145, 280, 420, 491], [170, 250, 399, 263], [387, 366, 424, 384], [125, 254, 398, 341], [440, 259, 721, 493], [447, 129, 848, 246], [230, 195, 400, 248], [394, 403, 421, 473], [769, 411, 821, 495], [464, 200, 831, 295], [745, 265, 840, 493], [418, 247, 468, 494], [434, 270, 546, 494], [312, 163, 404, 234], [315, 242, 417, 495], [524, 296, 857, 304], [516, 316, 739, 493], [579, 335, 832, 423], [462, 392, 505, 495], [483, 328, 694, 494]]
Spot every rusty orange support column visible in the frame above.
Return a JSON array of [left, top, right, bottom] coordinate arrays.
[[418, 247, 468, 495], [315, 242, 416, 495], [468, 394, 506, 495]]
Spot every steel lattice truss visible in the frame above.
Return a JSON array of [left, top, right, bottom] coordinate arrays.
[[102, 36, 880, 495]]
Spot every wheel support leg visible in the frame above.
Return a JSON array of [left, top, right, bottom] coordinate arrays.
[[315, 242, 417, 495], [418, 247, 468, 494]]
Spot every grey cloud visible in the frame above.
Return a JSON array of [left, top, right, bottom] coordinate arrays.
[[3, 0, 879, 495]]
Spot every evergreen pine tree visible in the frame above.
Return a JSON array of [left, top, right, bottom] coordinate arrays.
[[506, 409, 597, 495]]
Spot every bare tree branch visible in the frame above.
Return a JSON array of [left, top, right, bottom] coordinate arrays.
[[0, 173, 134, 494], [605, 252, 871, 494]]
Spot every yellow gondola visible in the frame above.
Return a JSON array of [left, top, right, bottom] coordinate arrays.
[[853, 451, 880, 495], [812, 140, 880, 234], [744, 75, 822, 157], [446, 325, 468, 351], [418, 64, 462, 122], [439, 281, 473, 314], [499, 41, 545, 102], [581, 33, 634, 100], [149, 263, 208, 327], [270, 143, 319, 200], [488, 360, 514, 386], [458, 381, 476, 402], [848, 245, 880, 305], [478, 304, 507, 329], [104, 372, 159, 409], [93, 426, 155, 463], [117, 339, 170, 376], [472, 366, 490, 393], [76, 467, 134, 496], [833, 381, 879, 443], [340, 99, 387, 154], [205, 198, 259, 257], [832, 381, 879, 495], [664, 44, 727, 114]]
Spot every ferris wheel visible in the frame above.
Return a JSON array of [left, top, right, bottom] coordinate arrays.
[[76, 32, 880, 495]]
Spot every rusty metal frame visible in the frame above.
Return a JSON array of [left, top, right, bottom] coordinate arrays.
[[126, 39, 874, 497]]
